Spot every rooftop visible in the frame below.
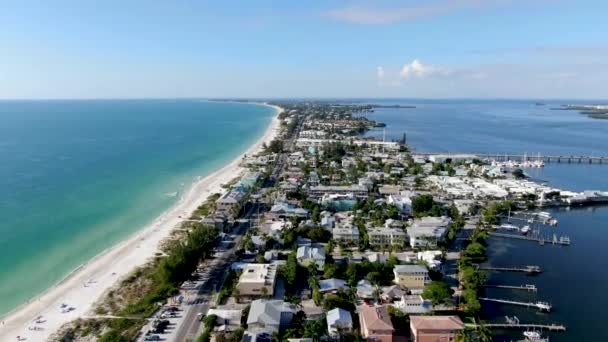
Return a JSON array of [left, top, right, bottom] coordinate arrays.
[[410, 315, 464, 331]]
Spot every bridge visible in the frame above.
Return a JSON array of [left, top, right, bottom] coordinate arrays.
[[413, 152, 608, 164], [479, 297, 552, 312]]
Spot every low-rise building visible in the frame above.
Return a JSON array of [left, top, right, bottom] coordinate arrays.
[[368, 227, 407, 248], [309, 185, 368, 200], [246, 299, 297, 334], [359, 305, 395, 342], [327, 308, 353, 336], [296, 245, 326, 270], [318, 278, 349, 294], [332, 227, 359, 245], [408, 216, 452, 248], [269, 202, 309, 220], [236, 263, 278, 297], [409, 316, 464, 342], [393, 265, 430, 290], [393, 295, 432, 314]]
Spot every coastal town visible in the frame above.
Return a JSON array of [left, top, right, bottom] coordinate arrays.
[[36, 102, 606, 342]]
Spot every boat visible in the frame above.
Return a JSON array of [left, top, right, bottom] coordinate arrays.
[[520, 225, 530, 234], [536, 211, 552, 219], [549, 218, 558, 226], [523, 330, 549, 342], [500, 223, 519, 230]]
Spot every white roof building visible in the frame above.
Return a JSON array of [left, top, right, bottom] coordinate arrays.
[[326, 308, 353, 336], [408, 216, 452, 248]]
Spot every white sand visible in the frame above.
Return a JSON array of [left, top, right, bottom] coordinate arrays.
[[0, 103, 282, 342]]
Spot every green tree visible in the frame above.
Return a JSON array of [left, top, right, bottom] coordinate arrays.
[[422, 281, 454, 306], [412, 194, 435, 216]]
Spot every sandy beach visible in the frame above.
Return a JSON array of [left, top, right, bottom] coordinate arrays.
[[0, 103, 282, 342]]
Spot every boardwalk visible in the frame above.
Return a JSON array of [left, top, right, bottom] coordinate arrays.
[[414, 151, 608, 164]]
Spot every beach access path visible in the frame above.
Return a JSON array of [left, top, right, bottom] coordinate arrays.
[[0, 104, 282, 342]]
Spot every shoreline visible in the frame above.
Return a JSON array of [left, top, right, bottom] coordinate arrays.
[[0, 102, 282, 341]]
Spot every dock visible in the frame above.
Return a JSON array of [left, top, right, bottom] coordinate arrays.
[[479, 297, 552, 312], [413, 151, 608, 164], [465, 323, 565, 332], [489, 232, 571, 246], [483, 284, 537, 292], [479, 265, 542, 274]]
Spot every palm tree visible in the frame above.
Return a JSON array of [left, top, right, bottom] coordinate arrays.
[[455, 327, 476, 342], [474, 320, 492, 342]]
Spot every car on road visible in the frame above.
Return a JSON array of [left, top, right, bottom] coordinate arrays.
[[144, 335, 161, 341]]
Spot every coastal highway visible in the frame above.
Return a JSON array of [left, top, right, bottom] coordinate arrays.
[[173, 205, 257, 341]]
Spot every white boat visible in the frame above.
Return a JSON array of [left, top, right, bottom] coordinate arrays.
[[523, 330, 549, 342], [549, 218, 558, 226], [536, 211, 552, 219], [500, 223, 519, 230], [520, 225, 530, 234]]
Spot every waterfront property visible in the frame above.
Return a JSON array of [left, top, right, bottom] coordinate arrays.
[[409, 315, 464, 342], [359, 305, 395, 342]]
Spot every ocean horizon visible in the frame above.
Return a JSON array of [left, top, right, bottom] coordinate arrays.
[[0, 100, 276, 316]]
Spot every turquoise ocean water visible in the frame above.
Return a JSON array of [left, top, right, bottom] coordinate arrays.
[[0, 100, 275, 316]]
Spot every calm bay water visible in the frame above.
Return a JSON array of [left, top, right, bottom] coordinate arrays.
[[359, 99, 608, 341], [0, 100, 275, 316]]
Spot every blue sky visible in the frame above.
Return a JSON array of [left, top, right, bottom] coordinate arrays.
[[1, 0, 607, 99]]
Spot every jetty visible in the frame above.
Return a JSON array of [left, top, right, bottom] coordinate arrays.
[[413, 151, 608, 164], [483, 284, 537, 292], [479, 297, 552, 312], [479, 265, 542, 274], [489, 232, 571, 246]]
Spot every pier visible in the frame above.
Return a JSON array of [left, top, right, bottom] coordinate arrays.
[[479, 265, 542, 274], [483, 284, 537, 292], [414, 152, 608, 164], [489, 232, 571, 246], [465, 323, 565, 332], [479, 297, 552, 312]]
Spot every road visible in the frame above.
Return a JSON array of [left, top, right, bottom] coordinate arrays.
[[173, 204, 258, 341], [174, 115, 300, 341]]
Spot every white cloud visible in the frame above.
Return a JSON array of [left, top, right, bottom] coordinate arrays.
[[400, 59, 450, 79], [324, 0, 504, 25], [376, 66, 385, 80]]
